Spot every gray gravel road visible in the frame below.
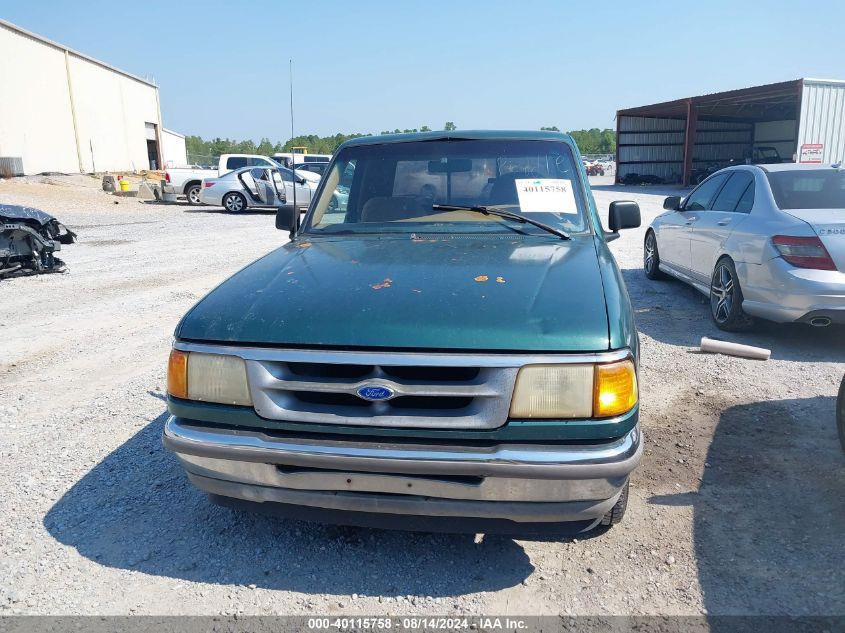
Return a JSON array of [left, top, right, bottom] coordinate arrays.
[[0, 174, 842, 616]]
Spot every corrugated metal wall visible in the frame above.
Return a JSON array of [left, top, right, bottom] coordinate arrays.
[[617, 78, 844, 183], [616, 116, 685, 182], [798, 80, 845, 163], [753, 120, 797, 162], [617, 115, 800, 184], [617, 117, 756, 182], [692, 120, 753, 165]]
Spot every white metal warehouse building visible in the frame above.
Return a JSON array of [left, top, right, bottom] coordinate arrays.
[[0, 19, 187, 175], [615, 78, 845, 185]]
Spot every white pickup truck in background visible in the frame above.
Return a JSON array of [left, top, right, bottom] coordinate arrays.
[[164, 154, 320, 205], [272, 152, 332, 168], [163, 166, 217, 205]]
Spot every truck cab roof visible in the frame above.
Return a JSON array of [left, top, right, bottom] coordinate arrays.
[[341, 129, 576, 148]]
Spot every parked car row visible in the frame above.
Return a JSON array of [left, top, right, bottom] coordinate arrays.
[[163, 153, 326, 207], [272, 152, 332, 168], [583, 157, 615, 176], [197, 162, 350, 213]]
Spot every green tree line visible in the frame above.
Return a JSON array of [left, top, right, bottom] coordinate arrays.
[[541, 126, 616, 154], [185, 124, 615, 164]]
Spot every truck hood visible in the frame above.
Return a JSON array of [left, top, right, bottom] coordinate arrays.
[[784, 208, 845, 271], [177, 235, 610, 352]]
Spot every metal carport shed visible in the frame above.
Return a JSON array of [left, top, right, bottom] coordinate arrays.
[[615, 78, 845, 186]]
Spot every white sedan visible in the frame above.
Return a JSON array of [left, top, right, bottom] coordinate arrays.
[[199, 166, 317, 213], [644, 163, 844, 330]]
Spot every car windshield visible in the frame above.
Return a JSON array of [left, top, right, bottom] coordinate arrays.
[[767, 168, 845, 210], [303, 139, 589, 236]]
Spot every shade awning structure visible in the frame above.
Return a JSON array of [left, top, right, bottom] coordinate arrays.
[[615, 80, 803, 185], [619, 80, 801, 122]]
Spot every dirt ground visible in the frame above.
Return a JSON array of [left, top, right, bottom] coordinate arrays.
[[0, 174, 842, 616]]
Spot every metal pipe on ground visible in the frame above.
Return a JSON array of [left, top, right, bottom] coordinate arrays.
[[700, 337, 771, 360]]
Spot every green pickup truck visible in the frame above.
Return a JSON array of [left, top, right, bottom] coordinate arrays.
[[164, 130, 643, 533]]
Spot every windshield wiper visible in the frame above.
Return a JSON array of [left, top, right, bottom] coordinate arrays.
[[431, 204, 571, 240]]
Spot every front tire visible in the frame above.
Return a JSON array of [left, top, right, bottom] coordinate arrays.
[[222, 192, 246, 213], [185, 183, 202, 206], [643, 230, 667, 280], [837, 375, 845, 454], [710, 258, 753, 331], [599, 481, 629, 527]]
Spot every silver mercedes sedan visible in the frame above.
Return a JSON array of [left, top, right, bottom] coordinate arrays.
[[644, 163, 844, 330]]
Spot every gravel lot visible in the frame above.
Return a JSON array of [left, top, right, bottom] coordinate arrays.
[[0, 174, 842, 616]]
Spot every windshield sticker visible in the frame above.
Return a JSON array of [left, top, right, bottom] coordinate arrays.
[[515, 179, 577, 214]]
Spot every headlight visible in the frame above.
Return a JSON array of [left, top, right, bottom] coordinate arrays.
[[167, 350, 253, 406], [509, 359, 637, 419], [510, 364, 594, 418]]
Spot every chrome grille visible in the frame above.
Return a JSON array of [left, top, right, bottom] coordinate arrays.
[[246, 358, 517, 429], [173, 343, 632, 431]]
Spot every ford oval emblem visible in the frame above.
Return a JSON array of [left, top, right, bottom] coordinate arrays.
[[356, 385, 395, 401]]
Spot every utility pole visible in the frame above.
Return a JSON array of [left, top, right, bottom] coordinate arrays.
[[289, 59, 295, 142], [290, 59, 296, 215]]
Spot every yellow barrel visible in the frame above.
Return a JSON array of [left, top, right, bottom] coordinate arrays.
[[119, 179, 130, 192]]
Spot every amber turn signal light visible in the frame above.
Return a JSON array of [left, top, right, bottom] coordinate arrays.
[[593, 360, 638, 418], [167, 349, 189, 399]]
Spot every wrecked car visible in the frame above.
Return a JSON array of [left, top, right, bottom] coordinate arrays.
[[164, 130, 643, 534], [0, 204, 77, 279]]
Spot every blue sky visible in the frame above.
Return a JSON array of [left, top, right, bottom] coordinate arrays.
[[4, 0, 844, 142]]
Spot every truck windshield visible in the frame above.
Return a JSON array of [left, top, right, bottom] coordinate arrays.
[[303, 139, 589, 236], [767, 168, 845, 210]]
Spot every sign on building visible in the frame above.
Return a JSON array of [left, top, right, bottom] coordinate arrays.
[[799, 143, 824, 164]]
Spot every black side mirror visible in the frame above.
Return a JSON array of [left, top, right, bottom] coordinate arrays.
[[275, 206, 299, 237], [663, 195, 682, 211], [608, 200, 641, 232]]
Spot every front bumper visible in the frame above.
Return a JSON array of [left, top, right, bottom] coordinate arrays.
[[163, 416, 642, 529]]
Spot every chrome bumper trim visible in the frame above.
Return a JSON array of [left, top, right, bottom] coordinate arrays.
[[163, 416, 642, 480], [174, 453, 626, 502], [188, 473, 621, 523]]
